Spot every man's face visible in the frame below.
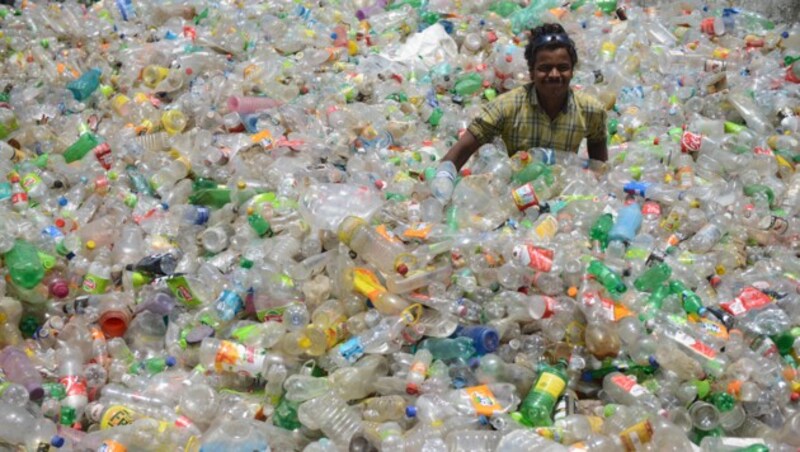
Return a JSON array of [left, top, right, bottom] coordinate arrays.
[[530, 47, 573, 99]]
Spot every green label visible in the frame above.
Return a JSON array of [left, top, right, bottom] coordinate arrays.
[[81, 273, 109, 294], [166, 275, 202, 308]]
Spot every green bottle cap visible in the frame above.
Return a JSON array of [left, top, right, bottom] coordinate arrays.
[[59, 405, 76, 426], [710, 392, 735, 412]]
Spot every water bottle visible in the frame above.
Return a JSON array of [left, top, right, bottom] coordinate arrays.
[[430, 160, 457, 203], [608, 202, 642, 243], [3, 239, 45, 289], [0, 346, 44, 401]]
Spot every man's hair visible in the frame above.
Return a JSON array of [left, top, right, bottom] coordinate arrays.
[[524, 23, 578, 68]]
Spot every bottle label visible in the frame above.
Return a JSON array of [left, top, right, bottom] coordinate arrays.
[[534, 216, 558, 240], [534, 372, 566, 399], [82, 273, 110, 294], [166, 275, 202, 308], [641, 201, 660, 217], [11, 191, 28, 206], [403, 222, 433, 240], [337, 337, 364, 364], [59, 375, 87, 399], [352, 267, 386, 303], [669, 331, 717, 359], [98, 440, 128, 452], [619, 420, 653, 451], [465, 385, 503, 416], [610, 374, 647, 397], [214, 340, 267, 379], [511, 183, 539, 211], [720, 286, 772, 316], [512, 244, 553, 272], [100, 405, 135, 429], [375, 224, 403, 244], [21, 172, 42, 192], [214, 290, 244, 321], [680, 131, 702, 153], [535, 427, 564, 443], [93, 142, 113, 170]]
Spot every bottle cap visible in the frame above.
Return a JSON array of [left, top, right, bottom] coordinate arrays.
[[165, 356, 177, 367], [405, 406, 417, 418], [51, 436, 65, 448]]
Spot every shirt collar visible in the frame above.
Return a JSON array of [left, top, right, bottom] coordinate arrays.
[[529, 83, 574, 114]]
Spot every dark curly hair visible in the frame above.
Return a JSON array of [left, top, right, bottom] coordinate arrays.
[[524, 23, 578, 69]]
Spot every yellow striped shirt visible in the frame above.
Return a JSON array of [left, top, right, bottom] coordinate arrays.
[[467, 84, 607, 156]]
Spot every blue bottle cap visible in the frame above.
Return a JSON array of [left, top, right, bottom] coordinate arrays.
[[648, 356, 659, 368], [58, 197, 68, 206], [51, 436, 65, 448], [468, 357, 481, 369], [165, 356, 177, 367], [457, 325, 499, 355], [405, 406, 417, 418]]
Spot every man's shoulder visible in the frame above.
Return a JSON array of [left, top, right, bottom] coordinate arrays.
[[572, 89, 606, 113]]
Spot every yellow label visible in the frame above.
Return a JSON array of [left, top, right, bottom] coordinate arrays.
[[620, 420, 653, 451], [534, 372, 567, 399], [464, 385, 503, 416], [587, 416, 604, 433], [352, 267, 386, 303], [251, 129, 273, 145], [101, 405, 134, 429], [534, 216, 558, 240]]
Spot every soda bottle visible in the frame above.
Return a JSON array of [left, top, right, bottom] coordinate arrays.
[[587, 260, 627, 294], [633, 262, 672, 292], [3, 239, 45, 289], [338, 216, 408, 275], [520, 360, 568, 427]]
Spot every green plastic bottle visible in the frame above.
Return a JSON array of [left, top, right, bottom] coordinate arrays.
[[520, 360, 568, 426], [63, 133, 101, 163], [512, 161, 550, 185], [188, 188, 232, 208], [273, 397, 302, 430], [3, 239, 45, 289], [453, 73, 483, 96], [669, 280, 706, 315], [588, 260, 627, 294], [634, 262, 672, 292], [589, 213, 614, 251], [743, 184, 775, 207]]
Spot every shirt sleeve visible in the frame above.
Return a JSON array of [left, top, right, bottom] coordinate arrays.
[[467, 98, 506, 146], [585, 103, 607, 145]]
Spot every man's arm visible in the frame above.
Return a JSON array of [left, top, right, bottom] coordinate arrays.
[[587, 140, 608, 162], [442, 130, 482, 171]]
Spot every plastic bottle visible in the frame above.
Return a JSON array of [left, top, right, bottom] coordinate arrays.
[[338, 216, 408, 275], [0, 346, 44, 401], [520, 360, 568, 427]]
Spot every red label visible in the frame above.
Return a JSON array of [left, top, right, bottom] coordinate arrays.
[[720, 286, 772, 316], [642, 201, 661, 216], [59, 375, 88, 397], [513, 244, 553, 272], [611, 374, 636, 392], [680, 131, 702, 152], [753, 146, 773, 156], [11, 192, 27, 204], [94, 143, 113, 170], [690, 340, 717, 359]]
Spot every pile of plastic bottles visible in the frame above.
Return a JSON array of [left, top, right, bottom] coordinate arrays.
[[0, 0, 799, 450]]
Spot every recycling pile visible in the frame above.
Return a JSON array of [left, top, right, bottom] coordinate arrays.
[[0, 0, 799, 450]]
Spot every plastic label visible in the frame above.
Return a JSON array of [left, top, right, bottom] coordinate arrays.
[[93, 142, 113, 170], [611, 374, 647, 397], [465, 385, 503, 416], [680, 131, 702, 153], [670, 330, 717, 359], [641, 201, 661, 216], [534, 215, 558, 240], [512, 244, 553, 272], [166, 276, 202, 308], [720, 286, 772, 316], [82, 273, 110, 294], [352, 267, 386, 303], [620, 420, 653, 451], [100, 405, 134, 429], [214, 290, 244, 321], [20, 172, 42, 192], [511, 183, 539, 211], [534, 372, 567, 399], [337, 337, 364, 364], [97, 440, 127, 452], [214, 340, 266, 378], [403, 223, 433, 240], [59, 375, 87, 398]]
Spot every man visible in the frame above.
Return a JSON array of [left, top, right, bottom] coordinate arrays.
[[433, 23, 608, 198]]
